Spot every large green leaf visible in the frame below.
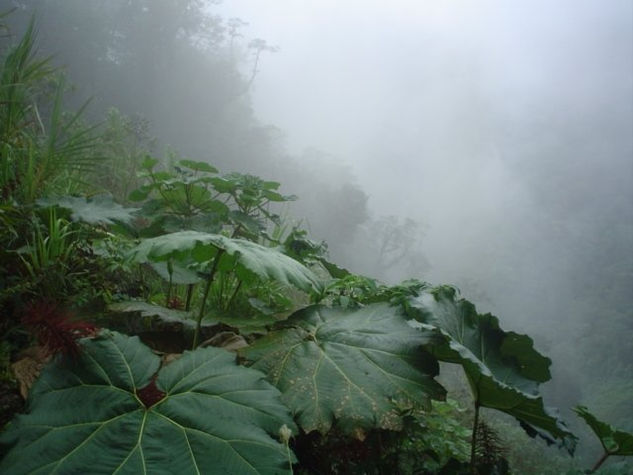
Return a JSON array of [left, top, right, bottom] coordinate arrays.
[[131, 230, 320, 292], [177, 159, 218, 173], [108, 300, 283, 336], [38, 194, 139, 225], [108, 301, 198, 327], [318, 258, 351, 279], [229, 210, 265, 236], [574, 406, 633, 455], [0, 331, 296, 474], [241, 303, 446, 437], [409, 286, 576, 452]]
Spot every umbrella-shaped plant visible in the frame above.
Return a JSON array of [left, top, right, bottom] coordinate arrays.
[[130, 230, 320, 348], [408, 285, 577, 463], [0, 331, 297, 474]]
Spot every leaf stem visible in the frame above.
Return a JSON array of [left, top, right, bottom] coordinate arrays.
[[470, 400, 480, 474], [225, 280, 242, 310], [192, 248, 224, 349], [185, 283, 194, 311], [590, 452, 609, 473], [166, 259, 173, 305]]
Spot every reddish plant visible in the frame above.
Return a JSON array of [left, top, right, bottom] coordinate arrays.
[[166, 296, 184, 310], [21, 300, 98, 358], [136, 377, 166, 408]]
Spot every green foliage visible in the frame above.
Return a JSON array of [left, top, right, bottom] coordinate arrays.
[[126, 157, 311, 332], [0, 18, 101, 203], [18, 208, 76, 277], [241, 303, 446, 436], [394, 400, 472, 473], [130, 156, 227, 234], [3, 204, 138, 311], [129, 158, 296, 239], [212, 172, 295, 207], [0, 331, 296, 474], [575, 406, 633, 456], [88, 228, 148, 302], [279, 227, 329, 266], [313, 275, 427, 309], [108, 301, 196, 328], [0, 15, 120, 327], [313, 274, 379, 307], [14, 208, 92, 302], [93, 108, 155, 202], [291, 400, 470, 474]]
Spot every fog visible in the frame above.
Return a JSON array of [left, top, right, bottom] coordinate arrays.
[[214, 0, 632, 329], [5, 0, 632, 461]]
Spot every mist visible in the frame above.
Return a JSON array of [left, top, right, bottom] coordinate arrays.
[[4, 0, 632, 468], [213, 0, 632, 350]]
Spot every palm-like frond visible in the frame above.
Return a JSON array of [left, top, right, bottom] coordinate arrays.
[[0, 17, 102, 202]]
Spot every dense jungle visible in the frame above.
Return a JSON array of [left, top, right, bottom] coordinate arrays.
[[0, 1, 631, 474]]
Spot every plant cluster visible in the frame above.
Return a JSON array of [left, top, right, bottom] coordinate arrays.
[[0, 16, 631, 475]]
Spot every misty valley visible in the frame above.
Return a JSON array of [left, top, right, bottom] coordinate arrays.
[[0, 2, 631, 474]]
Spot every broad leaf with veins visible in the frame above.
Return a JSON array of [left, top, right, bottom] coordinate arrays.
[[0, 331, 296, 474], [38, 194, 138, 225], [130, 230, 320, 292], [108, 301, 197, 327], [241, 303, 446, 437]]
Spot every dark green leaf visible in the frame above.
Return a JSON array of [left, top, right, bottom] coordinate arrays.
[[150, 260, 201, 285], [574, 406, 633, 455], [409, 286, 577, 452], [127, 186, 150, 202], [241, 303, 446, 436], [261, 181, 281, 190], [229, 210, 265, 235], [151, 171, 173, 181], [140, 156, 159, 170], [108, 301, 197, 327], [319, 258, 351, 279], [0, 332, 296, 474], [203, 199, 230, 215], [248, 298, 275, 315], [131, 231, 320, 292], [177, 159, 218, 173], [210, 176, 237, 193], [262, 190, 296, 202]]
